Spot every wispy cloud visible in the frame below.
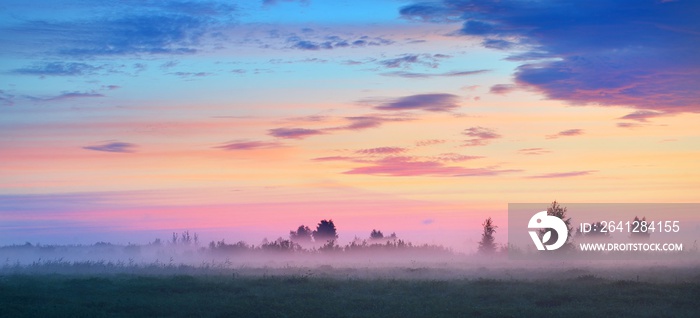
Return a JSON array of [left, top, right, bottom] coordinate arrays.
[[462, 127, 501, 146], [312, 156, 357, 162], [10, 62, 101, 76], [215, 140, 284, 150], [374, 93, 461, 112], [618, 110, 665, 122], [329, 115, 411, 131], [0, 90, 14, 106], [416, 139, 446, 147], [343, 156, 517, 177], [617, 122, 643, 129], [546, 129, 584, 139], [435, 153, 483, 162], [378, 53, 449, 69], [381, 69, 489, 78], [400, 0, 700, 112], [489, 84, 517, 95], [356, 147, 407, 155], [27, 91, 104, 103], [528, 170, 596, 179], [269, 127, 325, 139], [83, 141, 136, 153], [518, 148, 550, 155], [6, 2, 237, 57], [287, 35, 393, 50], [171, 72, 213, 78], [270, 114, 412, 141]]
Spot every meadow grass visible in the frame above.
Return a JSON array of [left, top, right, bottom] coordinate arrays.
[[1, 273, 698, 317]]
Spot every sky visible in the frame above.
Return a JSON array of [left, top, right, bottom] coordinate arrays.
[[1, 0, 699, 251]]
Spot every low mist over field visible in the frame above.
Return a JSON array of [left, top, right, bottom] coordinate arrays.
[[3, 237, 699, 284]]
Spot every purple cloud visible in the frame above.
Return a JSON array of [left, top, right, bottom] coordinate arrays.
[[618, 110, 665, 122], [518, 148, 550, 155], [381, 69, 489, 78], [378, 53, 452, 69], [343, 156, 516, 177], [528, 170, 596, 179], [416, 139, 446, 147], [400, 0, 700, 113], [546, 129, 584, 139], [83, 141, 136, 153], [356, 147, 407, 155], [215, 140, 284, 150], [27, 91, 105, 103], [617, 122, 642, 129], [462, 127, 501, 146], [489, 84, 517, 95], [312, 156, 357, 162], [435, 153, 483, 162], [171, 72, 212, 78], [327, 115, 411, 131], [269, 128, 325, 139], [287, 35, 393, 51], [375, 93, 461, 112]]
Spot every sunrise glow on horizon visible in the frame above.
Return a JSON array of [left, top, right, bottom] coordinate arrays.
[[1, 0, 699, 251]]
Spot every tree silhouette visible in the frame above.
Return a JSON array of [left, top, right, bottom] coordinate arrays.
[[312, 219, 338, 243], [477, 217, 498, 254], [289, 225, 313, 243], [539, 201, 574, 250], [370, 229, 384, 240]]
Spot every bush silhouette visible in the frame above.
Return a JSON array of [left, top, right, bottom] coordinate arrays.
[[290, 225, 313, 243]]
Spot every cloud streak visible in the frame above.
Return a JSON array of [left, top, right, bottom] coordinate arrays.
[[528, 170, 596, 179], [462, 127, 501, 146], [546, 129, 584, 139], [83, 141, 136, 153], [356, 147, 407, 155], [215, 140, 284, 150], [518, 148, 550, 155], [381, 69, 489, 79], [11, 62, 101, 76], [374, 93, 461, 112], [343, 156, 517, 177], [269, 128, 325, 139]]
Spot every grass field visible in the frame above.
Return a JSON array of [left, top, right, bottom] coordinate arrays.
[[1, 272, 699, 317]]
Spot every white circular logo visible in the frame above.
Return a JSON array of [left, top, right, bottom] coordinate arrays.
[[528, 211, 567, 250]]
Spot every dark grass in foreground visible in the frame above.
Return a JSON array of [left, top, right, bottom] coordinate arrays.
[[1, 274, 698, 317]]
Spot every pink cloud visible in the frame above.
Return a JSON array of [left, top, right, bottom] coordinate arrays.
[[269, 127, 325, 139], [616, 122, 643, 129], [489, 84, 517, 95], [435, 153, 483, 162], [374, 93, 461, 112], [83, 141, 136, 153], [618, 110, 665, 122], [356, 147, 406, 155], [517, 148, 550, 155], [416, 139, 446, 147], [546, 129, 584, 139], [462, 126, 501, 146], [215, 140, 284, 150], [528, 170, 596, 178], [343, 156, 517, 177]]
